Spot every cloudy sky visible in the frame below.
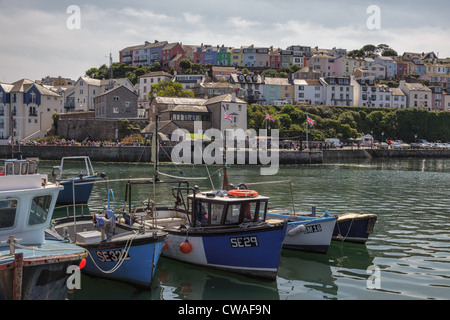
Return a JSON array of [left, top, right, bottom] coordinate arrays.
[[1, 0, 449, 83]]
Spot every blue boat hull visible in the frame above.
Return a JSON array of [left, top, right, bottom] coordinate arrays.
[[56, 176, 96, 205], [82, 240, 166, 287], [332, 213, 378, 243], [162, 223, 287, 280]]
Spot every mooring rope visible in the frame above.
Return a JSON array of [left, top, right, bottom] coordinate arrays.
[[84, 231, 140, 274]]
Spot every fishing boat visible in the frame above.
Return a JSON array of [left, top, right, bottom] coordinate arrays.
[[266, 209, 337, 253], [0, 159, 87, 300], [51, 156, 101, 205], [332, 213, 378, 244], [51, 189, 168, 288], [120, 179, 287, 280]]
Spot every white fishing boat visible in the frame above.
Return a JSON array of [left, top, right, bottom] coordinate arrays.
[[0, 159, 87, 300]]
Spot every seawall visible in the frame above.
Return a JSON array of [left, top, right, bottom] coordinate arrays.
[[0, 145, 323, 164], [2, 145, 450, 164]]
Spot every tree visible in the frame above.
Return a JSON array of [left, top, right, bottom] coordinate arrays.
[[179, 59, 192, 72], [382, 48, 398, 57], [148, 80, 194, 99], [362, 44, 377, 57]]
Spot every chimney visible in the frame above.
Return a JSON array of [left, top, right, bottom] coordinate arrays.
[[231, 92, 236, 102]]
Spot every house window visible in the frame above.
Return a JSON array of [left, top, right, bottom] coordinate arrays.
[[113, 107, 119, 113], [113, 96, 120, 101], [30, 92, 36, 104]]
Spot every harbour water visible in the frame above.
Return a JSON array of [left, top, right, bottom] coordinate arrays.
[[38, 157, 450, 300]]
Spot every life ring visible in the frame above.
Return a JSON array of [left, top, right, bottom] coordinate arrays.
[[228, 189, 258, 198]]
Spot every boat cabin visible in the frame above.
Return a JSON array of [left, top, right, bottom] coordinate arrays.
[[187, 191, 269, 227], [0, 159, 62, 245]]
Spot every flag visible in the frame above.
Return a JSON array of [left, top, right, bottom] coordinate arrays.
[[224, 113, 233, 121], [266, 113, 275, 122], [307, 116, 315, 126]]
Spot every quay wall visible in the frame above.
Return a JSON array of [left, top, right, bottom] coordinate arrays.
[[0, 145, 322, 164], [2, 145, 450, 164]]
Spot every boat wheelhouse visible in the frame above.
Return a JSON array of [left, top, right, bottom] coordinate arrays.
[[0, 159, 87, 300]]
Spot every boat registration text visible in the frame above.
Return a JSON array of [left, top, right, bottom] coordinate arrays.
[[230, 236, 259, 248], [305, 224, 322, 234], [96, 249, 131, 262]]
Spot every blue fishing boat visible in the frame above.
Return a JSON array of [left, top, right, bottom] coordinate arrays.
[[267, 210, 337, 253], [51, 189, 168, 288], [51, 156, 100, 205], [332, 213, 378, 244], [120, 180, 287, 280], [0, 159, 87, 300]]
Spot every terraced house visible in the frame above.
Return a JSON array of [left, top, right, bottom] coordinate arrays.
[[0, 79, 62, 145], [120, 40, 168, 67]]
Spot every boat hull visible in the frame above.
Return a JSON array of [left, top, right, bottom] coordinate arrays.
[[161, 224, 286, 280], [82, 239, 166, 287], [332, 213, 378, 243], [267, 212, 337, 253], [56, 176, 96, 205], [52, 216, 167, 288], [0, 239, 86, 300], [283, 217, 336, 253]]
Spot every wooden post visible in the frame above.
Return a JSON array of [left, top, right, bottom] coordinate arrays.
[[13, 252, 23, 300]]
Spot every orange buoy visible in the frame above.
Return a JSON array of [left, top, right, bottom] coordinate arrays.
[[78, 258, 86, 270], [180, 240, 192, 254], [228, 189, 258, 198]]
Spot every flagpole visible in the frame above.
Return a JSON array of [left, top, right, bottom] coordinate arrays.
[[305, 114, 309, 150]]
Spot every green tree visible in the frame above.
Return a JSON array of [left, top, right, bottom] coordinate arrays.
[[382, 48, 398, 57], [148, 80, 194, 99], [180, 59, 192, 72]]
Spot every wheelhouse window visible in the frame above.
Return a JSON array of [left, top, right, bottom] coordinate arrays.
[[0, 199, 18, 229], [28, 195, 52, 226], [192, 198, 266, 226]]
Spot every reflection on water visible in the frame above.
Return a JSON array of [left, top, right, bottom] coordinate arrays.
[[37, 158, 450, 300]]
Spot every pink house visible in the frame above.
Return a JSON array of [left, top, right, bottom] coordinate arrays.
[[161, 43, 185, 71]]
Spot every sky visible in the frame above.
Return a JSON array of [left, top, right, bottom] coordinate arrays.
[[1, 0, 449, 83]]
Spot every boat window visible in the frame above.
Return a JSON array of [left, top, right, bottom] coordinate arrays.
[[5, 163, 13, 175], [13, 163, 20, 175], [21, 162, 28, 175], [210, 203, 224, 225], [28, 195, 52, 226], [243, 201, 259, 222], [225, 204, 241, 224], [0, 199, 18, 229]]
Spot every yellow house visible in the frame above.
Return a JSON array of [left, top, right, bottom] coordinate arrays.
[[230, 48, 243, 67]]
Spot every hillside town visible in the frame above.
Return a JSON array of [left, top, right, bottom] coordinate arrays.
[[1, 40, 450, 145]]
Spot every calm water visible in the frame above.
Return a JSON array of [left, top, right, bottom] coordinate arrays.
[[38, 157, 450, 300]]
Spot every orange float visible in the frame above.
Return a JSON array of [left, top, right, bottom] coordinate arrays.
[[179, 240, 192, 254], [228, 189, 258, 198]]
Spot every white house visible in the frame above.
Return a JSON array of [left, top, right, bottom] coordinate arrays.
[[73, 76, 134, 112], [390, 88, 407, 109], [293, 79, 324, 105], [0, 79, 62, 144], [137, 71, 173, 112], [399, 80, 432, 110], [320, 76, 355, 106]]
